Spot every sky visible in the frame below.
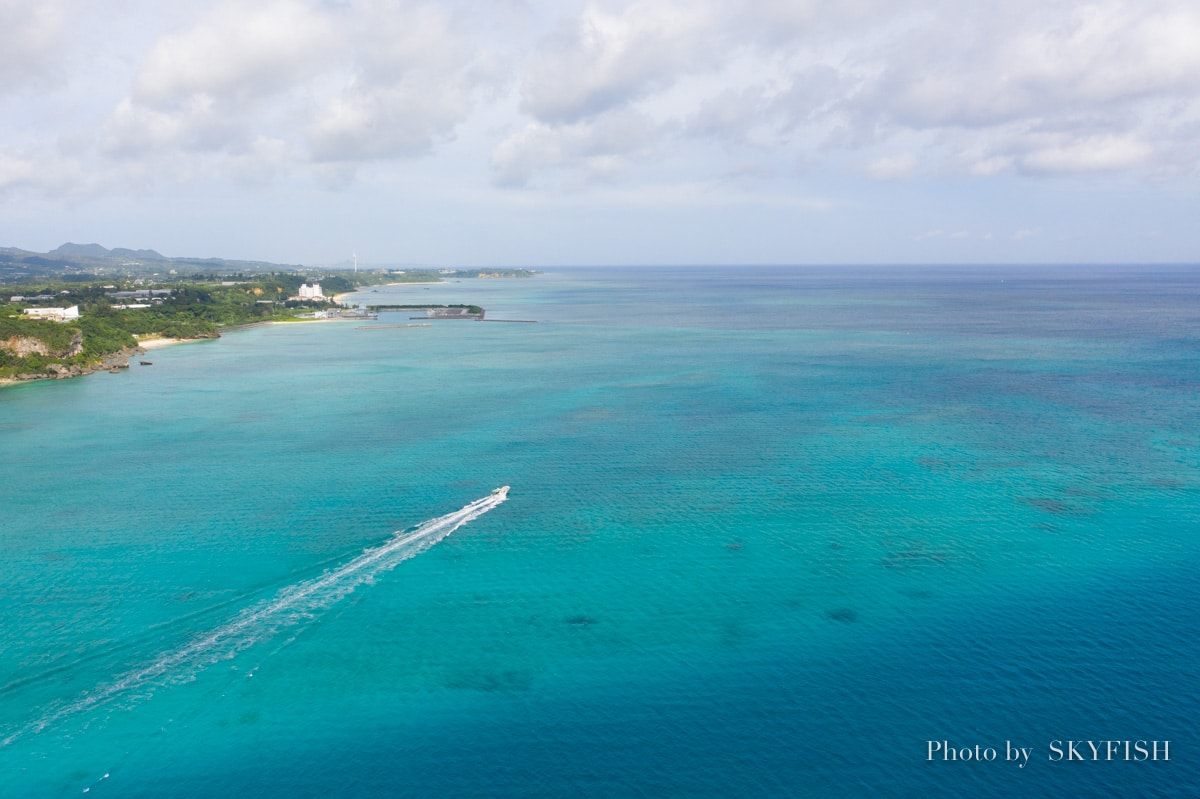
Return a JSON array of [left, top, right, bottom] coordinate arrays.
[[1, 0, 1198, 267]]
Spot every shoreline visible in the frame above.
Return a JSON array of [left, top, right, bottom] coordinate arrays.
[[1, 316, 371, 388], [136, 336, 210, 350], [0, 346, 146, 388], [1, 283, 457, 389], [265, 316, 364, 325], [334, 281, 444, 304]]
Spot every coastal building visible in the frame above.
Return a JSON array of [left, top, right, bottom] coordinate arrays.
[[107, 289, 172, 299], [298, 282, 325, 300], [23, 305, 80, 322]]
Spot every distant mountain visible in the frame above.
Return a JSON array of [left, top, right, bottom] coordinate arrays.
[[50, 243, 111, 258], [50, 243, 166, 260], [1, 243, 308, 283], [111, 247, 166, 261]]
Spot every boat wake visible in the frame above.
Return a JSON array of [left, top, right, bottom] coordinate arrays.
[[3, 488, 509, 747]]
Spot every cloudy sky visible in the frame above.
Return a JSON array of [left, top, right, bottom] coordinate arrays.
[[1, 0, 1198, 266]]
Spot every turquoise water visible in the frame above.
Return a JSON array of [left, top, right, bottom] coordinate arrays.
[[2, 266, 1197, 797]]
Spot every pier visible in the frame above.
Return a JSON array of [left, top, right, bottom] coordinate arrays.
[[357, 324, 432, 330]]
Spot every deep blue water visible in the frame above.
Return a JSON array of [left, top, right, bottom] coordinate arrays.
[[2, 266, 1197, 797]]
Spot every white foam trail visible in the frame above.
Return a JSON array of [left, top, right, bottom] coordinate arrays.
[[4, 490, 507, 746]]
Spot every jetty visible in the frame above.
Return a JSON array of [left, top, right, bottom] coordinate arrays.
[[368, 304, 484, 320], [357, 324, 432, 330]]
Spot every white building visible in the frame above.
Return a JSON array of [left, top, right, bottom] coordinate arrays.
[[23, 305, 80, 322], [298, 282, 324, 300]]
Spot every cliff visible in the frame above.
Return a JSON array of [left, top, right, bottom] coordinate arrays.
[[1, 330, 83, 359]]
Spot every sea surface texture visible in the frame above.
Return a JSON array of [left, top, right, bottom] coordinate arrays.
[[2, 266, 1197, 797]]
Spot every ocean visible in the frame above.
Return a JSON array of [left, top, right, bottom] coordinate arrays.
[[1, 266, 1197, 797]]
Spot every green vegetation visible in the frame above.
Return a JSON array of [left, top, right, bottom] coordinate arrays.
[[0, 314, 79, 352], [0, 241, 539, 284], [0, 277, 339, 379], [385, 270, 446, 283], [0, 243, 308, 283], [463, 269, 536, 278], [1, 253, 536, 381], [366, 304, 484, 315]]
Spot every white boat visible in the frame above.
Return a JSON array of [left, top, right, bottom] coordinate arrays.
[[491, 486, 510, 497]]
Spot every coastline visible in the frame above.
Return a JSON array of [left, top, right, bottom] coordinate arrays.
[[0, 346, 146, 388], [2, 281, 438, 389], [137, 336, 208, 350], [333, 280, 443, 304], [0, 316, 370, 388], [266, 316, 363, 325]]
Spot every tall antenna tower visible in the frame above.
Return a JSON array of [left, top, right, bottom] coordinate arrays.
[[353, 249, 357, 273]]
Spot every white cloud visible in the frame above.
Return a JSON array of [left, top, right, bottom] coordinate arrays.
[[307, 84, 472, 163], [687, 86, 773, 142], [101, 96, 237, 158], [520, 1, 724, 123], [500, 0, 1200, 187], [226, 136, 298, 187], [0, 151, 40, 190], [133, 1, 335, 108], [0, 2, 68, 91], [847, 0, 1200, 182], [915, 229, 971, 241], [92, 0, 503, 178], [864, 2, 1200, 128], [1018, 134, 1153, 175], [490, 109, 659, 187], [3, 0, 1200, 264], [95, 0, 338, 166], [866, 152, 916, 181], [306, 1, 489, 163], [969, 156, 1014, 176], [24, 0, 1200, 197], [0, 147, 86, 198]]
